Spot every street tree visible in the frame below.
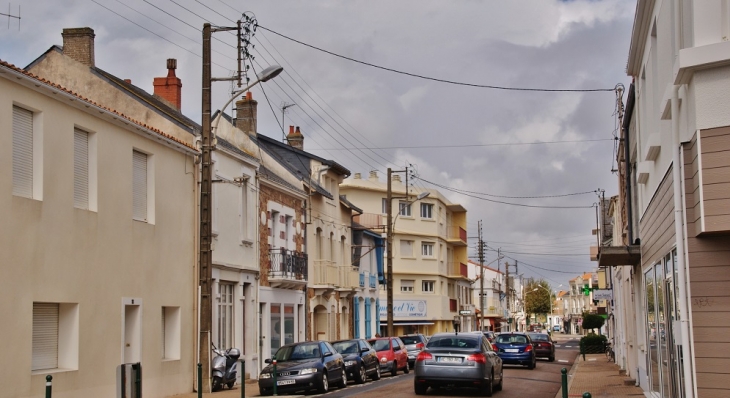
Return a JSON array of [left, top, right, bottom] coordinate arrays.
[[524, 279, 552, 326]]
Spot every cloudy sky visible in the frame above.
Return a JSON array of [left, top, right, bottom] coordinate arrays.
[[1, 0, 637, 288]]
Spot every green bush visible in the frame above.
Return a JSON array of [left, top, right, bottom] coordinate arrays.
[[580, 333, 607, 346]]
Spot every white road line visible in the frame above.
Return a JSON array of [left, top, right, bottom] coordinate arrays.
[[558, 360, 569, 363], [588, 359, 597, 361], [565, 345, 573, 347]]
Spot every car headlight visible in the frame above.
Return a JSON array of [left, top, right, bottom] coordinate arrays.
[[380, 357, 387, 363], [299, 368, 318, 375], [344, 360, 356, 367], [259, 373, 271, 379]]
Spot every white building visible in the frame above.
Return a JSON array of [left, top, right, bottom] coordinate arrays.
[[466, 260, 508, 331]]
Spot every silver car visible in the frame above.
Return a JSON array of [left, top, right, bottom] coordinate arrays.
[[413, 332, 503, 396]]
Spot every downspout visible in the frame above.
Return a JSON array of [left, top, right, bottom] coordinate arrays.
[[671, 84, 695, 398]]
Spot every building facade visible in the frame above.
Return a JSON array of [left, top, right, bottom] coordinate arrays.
[[466, 260, 508, 332], [340, 172, 473, 336], [595, 2, 730, 396]]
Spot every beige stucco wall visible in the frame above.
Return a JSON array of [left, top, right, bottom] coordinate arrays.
[[1, 71, 195, 398]]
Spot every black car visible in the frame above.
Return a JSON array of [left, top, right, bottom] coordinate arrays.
[[258, 341, 347, 396], [413, 332, 503, 396], [332, 338, 381, 383], [400, 334, 428, 366]]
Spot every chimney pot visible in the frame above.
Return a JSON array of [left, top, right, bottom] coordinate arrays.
[[354, 173, 361, 179], [287, 125, 304, 150], [289, 125, 295, 135], [393, 175, 402, 182], [62, 27, 96, 67], [369, 171, 378, 181], [124, 79, 131, 84]]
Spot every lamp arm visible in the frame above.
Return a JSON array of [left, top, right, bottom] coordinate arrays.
[[211, 78, 264, 139]]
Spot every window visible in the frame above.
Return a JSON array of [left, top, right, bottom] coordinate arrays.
[[240, 179, 249, 241], [420, 203, 433, 219], [218, 283, 234, 349], [398, 201, 411, 217], [162, 307, 181, 360], [32, 302, 78, 372], [13, 106, 36, 198], [73, 129, 89, 209], [271, 210, 280, 246], [132, 150, 148, 221], [422, 280, 435, 293], [421, 242, 434, 257], [382, 198, 388, 214], [400, 240, 414, 257], [400, 280, 414, 293]]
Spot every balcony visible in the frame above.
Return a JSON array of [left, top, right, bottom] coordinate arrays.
[[268, 248, 308, 289], [448, 262, 469, 279], [353, 213, 384, 230], [446, 226, 467, 246], [312, 260, 337, 286]]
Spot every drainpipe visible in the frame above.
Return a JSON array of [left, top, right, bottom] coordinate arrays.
[[671, 84, 695, 398]]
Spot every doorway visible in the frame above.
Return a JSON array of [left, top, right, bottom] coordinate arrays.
[[124, 302, 141, 364]]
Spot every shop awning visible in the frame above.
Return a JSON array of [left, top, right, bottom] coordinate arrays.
[[384, 321, 435, 326]]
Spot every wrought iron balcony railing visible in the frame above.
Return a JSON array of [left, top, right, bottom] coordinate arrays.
[[268, 248, 308, 281]]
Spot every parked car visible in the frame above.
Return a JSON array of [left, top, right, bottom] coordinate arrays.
[[367, 336, 410, 376], [527, 332, 556, 362], [553, 325, 561, 332], [258, 341, 347, 396], [413, 332, 503, 396], [331, 338, 381, 383], [492, 332, 536, 369], [399, 334, 428, 366]]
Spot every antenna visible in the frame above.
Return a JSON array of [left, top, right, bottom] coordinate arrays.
[[281, 102, 297, 142], [1, 3, 20, 30]]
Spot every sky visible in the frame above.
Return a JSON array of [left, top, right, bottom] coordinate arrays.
[[0, 0, 637, 289]]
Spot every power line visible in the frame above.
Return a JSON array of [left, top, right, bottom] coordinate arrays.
[[416, 176, 597, 199], [317, 138, 614, 150], [258, 25, 617, 93]]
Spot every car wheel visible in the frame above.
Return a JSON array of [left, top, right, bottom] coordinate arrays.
[[338, 368, 348, 388], [355, 365, 367, 384], [371, 364, 381, 380], [528, 357, 536, 370], [391, 361, 398, 377], [414, 379, 428, 395], [549, 355, 555, 362], [404, 360, 410, 374], [480, 372, 493, 397], [318, 372, 329, 393], [259, 387, 271, 396], [495, 367, 503, 391]]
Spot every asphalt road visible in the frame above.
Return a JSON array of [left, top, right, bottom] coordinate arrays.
[[293, 334, 581, 398]]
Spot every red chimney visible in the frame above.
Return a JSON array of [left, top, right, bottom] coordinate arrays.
[[153, 59, 182, 110], [287, 126, 304, 150]]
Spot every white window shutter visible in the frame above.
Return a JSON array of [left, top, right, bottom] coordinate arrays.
[[32, 303, 59, 371], [74, 129, 89, 209], [12, 106, 33, 198], [133, 150, 147, 221]]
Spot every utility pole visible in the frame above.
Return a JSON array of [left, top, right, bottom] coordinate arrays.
[[478, 221, 485, 331]]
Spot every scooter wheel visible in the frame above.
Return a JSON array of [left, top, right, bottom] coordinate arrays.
[[212, 376, 222, 392]]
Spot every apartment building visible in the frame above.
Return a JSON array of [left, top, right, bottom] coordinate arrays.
[[340, 172, 472, 336], [594, 2, 730, 396], [466, 260, 507, 332], [1, 57, 197, 397]]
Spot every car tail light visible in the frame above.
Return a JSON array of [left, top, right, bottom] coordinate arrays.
[[466, 353, 487, 364], [416, 351, 433, 361], [492, 343, 498, 351], [525, 344, 533, 352], [416, 343, 425, 349]]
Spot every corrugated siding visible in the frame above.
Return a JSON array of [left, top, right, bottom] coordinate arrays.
[[74, 129, 89, 209], [684, 135, 730, 393], [12, 106, 33, 198], [639, 167, 675, 267], [32, 303, 58, 371]]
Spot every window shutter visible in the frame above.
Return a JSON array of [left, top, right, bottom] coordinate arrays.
[[132, 150, 147, 220], [12, 106, 33, 198], [161, 308, 166, 359], [32, 303, 58, 371], [354, 298, 360, 339], [364, 300, 371, 338], [74, 129, 89, 209], [375, 299, 381, 333]]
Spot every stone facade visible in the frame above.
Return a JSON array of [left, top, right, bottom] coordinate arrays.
[[258, 183, 305, 287]]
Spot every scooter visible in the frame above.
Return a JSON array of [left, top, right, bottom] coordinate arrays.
[[211, 343, 240, 392]]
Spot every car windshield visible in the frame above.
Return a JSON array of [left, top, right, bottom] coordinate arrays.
[[274, 343, 321, 362], [495, 334, 528, 345], [528, 333, 549, 342], [371, 339, 391, 351], [427, 336, 479, 349], [400, 336, 421, 345], [333, 341, 359, 354]]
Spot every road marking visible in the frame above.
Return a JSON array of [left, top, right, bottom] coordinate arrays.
[[588, 358, 597, 361], [558, 360, 569, 363], [565, 345, 573, 347]]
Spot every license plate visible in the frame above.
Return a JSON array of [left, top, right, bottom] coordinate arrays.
[[277, 379, 295, 386], [438, 357, 462, 363], [504, 349, 519, 353]]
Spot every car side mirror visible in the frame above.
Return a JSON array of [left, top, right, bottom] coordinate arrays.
[[361, 347, 370, 353], [324, 351, 333, 357], [265, 358, 272, 364]]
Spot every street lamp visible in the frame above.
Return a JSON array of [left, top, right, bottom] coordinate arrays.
[[386, 168, 429, 337]]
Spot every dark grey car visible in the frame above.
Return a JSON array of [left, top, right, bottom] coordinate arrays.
[[413, 332, 503, 396], [399, 334, 428, 366]]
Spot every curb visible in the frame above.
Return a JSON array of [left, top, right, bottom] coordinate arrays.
[[554, 352, 580, 398]]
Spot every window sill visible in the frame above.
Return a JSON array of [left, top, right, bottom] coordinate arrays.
[[421, 257, 437, 261], [162, 358, 181, 362], [400, 256, 417, 260], [32, 368, 77, 376], [241, 239, 254, 247], [421, 218, 436, 222]]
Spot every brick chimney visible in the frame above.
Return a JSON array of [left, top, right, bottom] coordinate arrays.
[[153, 59, 182, 110], [287, 126, 304, 150], [235, 92, 258, 137], [62, 27, 95, 67]]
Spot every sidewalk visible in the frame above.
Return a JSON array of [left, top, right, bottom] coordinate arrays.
[[167, 379, 303, 398], [563, 353, 646, 397]]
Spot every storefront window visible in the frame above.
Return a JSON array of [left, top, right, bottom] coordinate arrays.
[[284, 305, 294, 346], [271, 304, 281, 357], [645, 268, 659, 394]]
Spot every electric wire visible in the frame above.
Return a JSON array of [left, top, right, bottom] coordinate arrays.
[[317, 138, 614, 150]]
